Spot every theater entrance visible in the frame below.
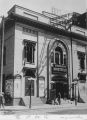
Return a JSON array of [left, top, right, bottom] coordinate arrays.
[[51, 82, 68, 98], [49, 40, 69, 100], [51, 76, 68, 99]]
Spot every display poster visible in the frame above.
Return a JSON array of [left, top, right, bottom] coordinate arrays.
[[5, 79, 14, 97]]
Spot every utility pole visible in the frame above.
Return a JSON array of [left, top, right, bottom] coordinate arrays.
[[28, 78, 32, 108], [75, 83, 77, 106], [29, 81, 31, 108], [0, 16, 5, 94]]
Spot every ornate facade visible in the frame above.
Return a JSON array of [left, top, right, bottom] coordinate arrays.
[[0, 5, 87, 105]]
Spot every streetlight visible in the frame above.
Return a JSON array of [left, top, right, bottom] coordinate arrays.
[[74, 82, 77, 106], [28, 77, 32, 108]]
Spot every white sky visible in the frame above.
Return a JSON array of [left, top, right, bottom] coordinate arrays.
[[0, 0, 87, 17]]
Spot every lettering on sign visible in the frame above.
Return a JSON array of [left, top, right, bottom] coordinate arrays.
[[52, 64, 67, 74]]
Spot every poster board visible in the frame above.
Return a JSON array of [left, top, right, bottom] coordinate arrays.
[[5, 79, 14, 97]]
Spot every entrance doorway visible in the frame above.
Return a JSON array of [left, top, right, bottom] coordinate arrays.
[[49, 41, 69, 100], [51, 82, 68, 99]]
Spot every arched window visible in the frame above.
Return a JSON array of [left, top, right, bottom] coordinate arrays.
[[55, 46, 63, 65], [51, 43, 67, 66], [24, 40, 36, 63]]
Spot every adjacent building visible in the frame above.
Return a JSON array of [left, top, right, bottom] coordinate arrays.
[[0, 5, 87, 105]]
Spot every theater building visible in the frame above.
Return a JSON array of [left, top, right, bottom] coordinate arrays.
[[0, 5, 87, 105]]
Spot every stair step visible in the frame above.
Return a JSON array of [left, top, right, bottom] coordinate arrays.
[[21, 97, 46, 106]]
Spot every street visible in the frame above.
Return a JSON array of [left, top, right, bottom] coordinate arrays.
[[0, 105, 87, 120], [49, 108, 87, 114], [1, 105, 87, 115]]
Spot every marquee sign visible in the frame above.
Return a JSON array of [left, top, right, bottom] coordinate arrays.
[[52, 64, 67, 74]]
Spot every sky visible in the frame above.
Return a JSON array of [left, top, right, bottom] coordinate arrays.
[[0, 0, 87, 18]]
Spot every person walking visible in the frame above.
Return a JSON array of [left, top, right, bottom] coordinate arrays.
[[0, 92, 5, 109], [57, 92, 61, 105]]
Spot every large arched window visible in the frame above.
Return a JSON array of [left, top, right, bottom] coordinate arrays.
[[55, 46, 63, 65], [51, 43, 67, 66]]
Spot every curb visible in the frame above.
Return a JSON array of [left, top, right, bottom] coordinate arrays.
[[0, 103, 87, 111]]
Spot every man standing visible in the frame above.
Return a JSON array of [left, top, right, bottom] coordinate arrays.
[[57, 92, 61, 105]]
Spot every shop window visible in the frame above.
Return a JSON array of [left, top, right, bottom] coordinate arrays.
[[77, 51, 85, 71], [24, 40, 36, 63], [25, 78, 34, 96]]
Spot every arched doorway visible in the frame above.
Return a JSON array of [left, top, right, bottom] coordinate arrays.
[[50, 40, 68, 99]]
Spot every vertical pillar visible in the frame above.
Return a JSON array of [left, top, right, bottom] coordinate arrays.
[[37, 33, 39, 97], [29, 80, 31, 108], [54, 50, 55, 64], [0, 16, 5, 94], [47, 44, 49, 100], [85, 46, 87, 82], [70, 30, 73, 99], [75, 84, 77, 106]]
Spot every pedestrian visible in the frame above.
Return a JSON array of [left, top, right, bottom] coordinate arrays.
[[53, 95, 56, 105], [64, 92, 67, 101], [0, 92, 5, 109], [57, 92, 61, 105]]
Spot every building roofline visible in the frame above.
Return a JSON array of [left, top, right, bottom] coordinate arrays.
[[1, 12, 87, 42], [8, 5, 50, 19], [9, 13, 87, 40]]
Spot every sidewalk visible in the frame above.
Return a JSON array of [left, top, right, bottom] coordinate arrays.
[[0, 102, 87, 111]]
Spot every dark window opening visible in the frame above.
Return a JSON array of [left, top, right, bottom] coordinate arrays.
[[24, 41, 35, 63], [64, 54, 67, 65], [77, 51, 85, 71], [78, 73, 86, 82], [24, 69, 36, 78], [51, 44, 67, 66], [55, 46, 63, 65], [80, 59, 85, 70], [55, 52, 60, 64]]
